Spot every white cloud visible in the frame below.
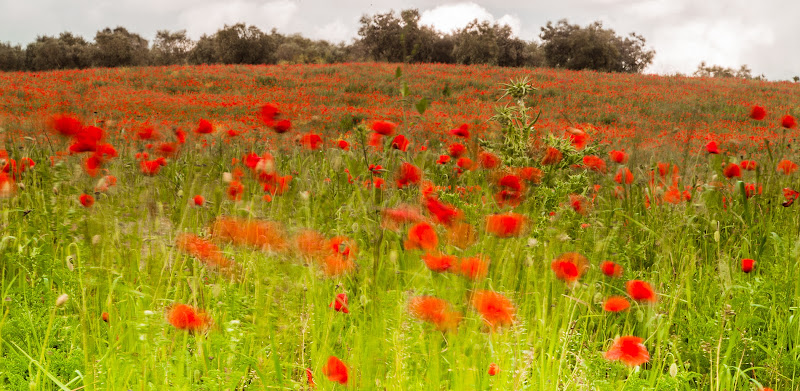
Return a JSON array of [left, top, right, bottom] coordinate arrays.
[[419, 2, 520, 36], [310, 20, 353, 43], [177, 0, 299, 39]]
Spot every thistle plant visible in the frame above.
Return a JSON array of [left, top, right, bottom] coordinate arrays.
[[487, 76, 541, 167]]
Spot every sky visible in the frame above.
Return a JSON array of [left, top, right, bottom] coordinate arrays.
[[1, 0, 798, 80]]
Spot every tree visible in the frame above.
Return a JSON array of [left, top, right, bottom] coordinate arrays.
[[24, 33, 93, 71], [152, 30, 194, 66], [452, 20, 500, 65], [539, 19, 654, 73], [0, 42, 24, 71], [93, 27, 150, 67], [357, 9, 442, 63], [693, 62, 765, 80], [212, 23, 275, 64]]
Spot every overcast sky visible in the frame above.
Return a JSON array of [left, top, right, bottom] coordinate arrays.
[[1, 0, 798, 80]]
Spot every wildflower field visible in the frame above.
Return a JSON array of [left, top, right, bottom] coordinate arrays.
[[1, 62, 800, 390]]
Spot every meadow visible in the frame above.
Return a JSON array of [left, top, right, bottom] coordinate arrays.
[[0, 62, 800, 390]]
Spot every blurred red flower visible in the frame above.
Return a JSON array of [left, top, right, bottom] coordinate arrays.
[[551, 252, 588, 283], [626, 280, 657, 303], [456, 255, 489, 280], [479, 151, 500, 169], [749, 105, 766, 120], [371, 120, 396, 136], [777, 159, 798, 175], [723, 163, 741, 178], [408, 296, 461, 332], [600, 261, 623, 278], [79, 194, 94, 208], [329, 293, 350, 313], [168, 304, 209, 331], [541, 147, 562, 165], [741, 258, 755, 273], [195, 119, 214, 134], [486, 213, 526, 238], [605, 336, 649, 366], [405, 222, 438, 251], [782, 115, 797, 129], [449, 123, 470, 138], [609, 150, 628, 164], [471, 290, 515, 330], [603, 296, 630, 312], [705, 141, 719, 154], [322, 356, 348, 384], [583, 155, 606, 173], [395, 162, 421, 188]]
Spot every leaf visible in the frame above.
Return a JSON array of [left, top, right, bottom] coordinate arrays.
[[400, 81, 409, 97], [415, 98, 430, 115], [395, 66, 402, 79]]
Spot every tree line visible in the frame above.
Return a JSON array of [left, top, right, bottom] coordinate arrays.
[[0, 9, 656, 74]]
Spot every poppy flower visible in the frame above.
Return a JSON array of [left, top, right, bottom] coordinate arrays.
[[79, 194, 94, 208], [210, 217, 288, 251], [0, 173, 15, 197], [329, 293, 349, 313], [322, 356, 348, 384], [783, 188, 799, 207], [405, 222, 438, 251], [605, 336, 649, 366], [321, 237, 356, 277], [449, 123, 470, 138], [50, 114, 83, 137], [471, 290, 515, 330], [782, 115, 797, 129], [227, 180, 244, 201], [193, 195, 204, 206], [600, 261, 623, 278], [479, 151, 500, 169], [583, 155, 606, 173], [391, 134, 410, 151], [566, 127, 588, 150], [448, 143, 466, 158], [777, 159, 798, 175], [495, 174, 525, 207], [603, 296, 630, 312], [609, 150, 628, 164], [541, 147, 562, 165], [306, 368, 315, 387], [446, 222, 477, 249], [705, 141, 719, 154], [749, 105, 767, 120], [516, 167, 542, 184], [136, 125, 159, 140], [626, 280, 657, 303], [140, 157, 167, 176], [69, 126, 104, 153], [744, 183, 762, 198], [272, 119, 292, 133], [456, 157, 474, 172], [740, 160, 757, 170], [569, 194, 590, 215], [381, 205, 426, 230], [456, 255, 489, 280], [437, 155, 451, 164], [300, 133, 322, 150], [551, 252, 588, 283], [408, 296, 461, 332], [614, 167, 634, 184], [422, 252, 456, 272], [168, 304, 209, 331], [101, 312, 110, 323], [195, 119, 214, 134], [175, 233, 234, 269], [337, 139, 349, 150], [488, 363, 499, 376], [371, 120, 396, 136], [485, 213, 526, 238], [425, 196, 462, 226], [395, 162, 421, 188], [723, 163, 741, 179], [741, 258, 755, 273]]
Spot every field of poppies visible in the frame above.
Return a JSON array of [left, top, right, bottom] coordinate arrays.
[[1, 62, 800, 390]]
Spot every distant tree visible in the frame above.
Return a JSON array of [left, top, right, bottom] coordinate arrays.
[[151, 30, 193, 65], [452, 20, 500, 65], [93, 27, 150, 67], [213, 23, 275, 64], [0, 42, 25, 71], [539, 19, 654, 73], [24, 33, 93, 71], [693, 62, 765, 80], [187, 34, 217, 64], [794, 76, 800, 83], [523, 41, 546, 67], [358, 9, 443, 63]]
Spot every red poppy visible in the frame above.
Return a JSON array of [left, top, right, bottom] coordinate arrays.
[[0, 173, 14, 197], [569, 194, 589, 215], [210, 217, 287, 252], [193, 195, 204, 206], [456, 255, 489, 280], [306, 368, 315, 387], [744, 183, 762, 198], [601, 261, 623, 278], [583, 155, 606, 173], [50, 114, 83, 137], [136, 125, 159, 140], [371, 120, 396, 136], [551, 252, 588, 283], [391, 134, 410, 151], [741, 258, 755, 273], [782, 115, 797, 129], [337, 139, 349, 150], [227, 180, 244, 201], [605, 336, 649, 366], [140, 157, 167, 176], [381, 205, 426, 230], [176, 233, 234, 269], [300, 133, 323, 150], [322, 356, 348, 384], [69, 126, 104, 153], [329, 293, 350, 313], [195, 119, 214, 134], [168, 304, 209, 331], [626, 280, 657, 303], [723, 163, 741, 179], [79, 194, 94, 208], [705, 141, 719, 154], [479, 151, 500, 169], [436, 155, 451, 164], [405, 222, 438, 251], [422, 252, 457, 272], [486, 213, 526, 238], [783, 188, 800, 207], [448, 143, 466, 158], [749, 105, 767, 120], [614, 167, 634, 184], [175, 129, 187, 143], [740, 160, 757, 170], [541, 147, 562, 165], [101, 312, 110, 322], [777, 159, 798, 175], [449, 123, 470, 138], [408, 296, 461, 332], [609, 150, 628, 164], [603, 296, 630, 312], [471, 290, 515, 330], [488, 363, 499, 376], [425, 196, 462, 226], [495, 174, 525, 207], [396, 162, 421, 188], [446, 222, 477, 249], [566, 127, 588, 150], [272, 119, 292, 133]]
